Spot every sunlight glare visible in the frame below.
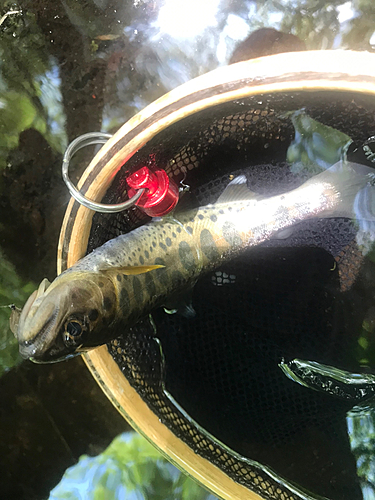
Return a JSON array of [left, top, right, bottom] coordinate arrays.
[[337, 2, 354, 24], [216, 14, 249, 64], [224, 14, 249, 40], [156, 0, 221, 39]]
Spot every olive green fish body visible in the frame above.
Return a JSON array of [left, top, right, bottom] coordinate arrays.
[[70, 173, 340, 324], [13, 161, 375, 361]]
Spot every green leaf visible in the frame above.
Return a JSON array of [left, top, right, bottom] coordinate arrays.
[[0, 248, 35, 376], [286, 110, 352, 176], [49, 432, 214, 500]]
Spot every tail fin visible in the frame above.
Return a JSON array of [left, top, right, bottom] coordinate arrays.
[[307, 160, 375, 221], [309, 161, 375, 253]]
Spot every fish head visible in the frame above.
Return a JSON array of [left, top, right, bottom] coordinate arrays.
[[14, 271, 117, 363]]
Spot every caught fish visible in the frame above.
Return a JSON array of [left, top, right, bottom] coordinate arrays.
[[279, 358, 375, 402], [11, 160, 375, 362]]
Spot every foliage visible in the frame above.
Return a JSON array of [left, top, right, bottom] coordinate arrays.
[[355, 303, 375, 369], [347, 403, 375, 499], [0, 8, 66, 169], [0, 248, 35, 376], [2, 0, 375, 497], [49, 431, 215, 500], [286, 110, 352, 175], [1, 1, 375, 166]]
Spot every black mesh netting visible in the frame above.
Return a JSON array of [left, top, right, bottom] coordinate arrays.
[[85, 92, 375, 500]]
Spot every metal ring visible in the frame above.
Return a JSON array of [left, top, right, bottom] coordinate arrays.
[[62, 132, 144, 213]]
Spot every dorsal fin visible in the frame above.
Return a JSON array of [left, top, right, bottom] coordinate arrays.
[[217, 175, 259, 203]]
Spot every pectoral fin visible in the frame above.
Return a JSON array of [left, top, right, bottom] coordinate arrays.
[[102, 264, 165, 275], [164, 288, 196, 318]]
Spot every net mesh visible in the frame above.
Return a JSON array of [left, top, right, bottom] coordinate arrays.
[[86, 92, 375, 500]]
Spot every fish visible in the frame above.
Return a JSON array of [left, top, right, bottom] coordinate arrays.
[[11, 160, 375, 363]]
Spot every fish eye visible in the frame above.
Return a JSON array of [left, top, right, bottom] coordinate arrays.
[[64, 319, 85, 347], [67, 321, 82, 336]]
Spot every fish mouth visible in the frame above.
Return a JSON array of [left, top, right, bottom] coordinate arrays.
[[19, 307, 60, 359], [29, 351, 81, 364], [15, 278, 52, 343]]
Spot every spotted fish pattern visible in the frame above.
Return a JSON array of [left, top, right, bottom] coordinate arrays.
[[12, 161, 375, 362]]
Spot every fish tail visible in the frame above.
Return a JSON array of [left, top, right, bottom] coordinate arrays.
[[308, 160, 375, 222]]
